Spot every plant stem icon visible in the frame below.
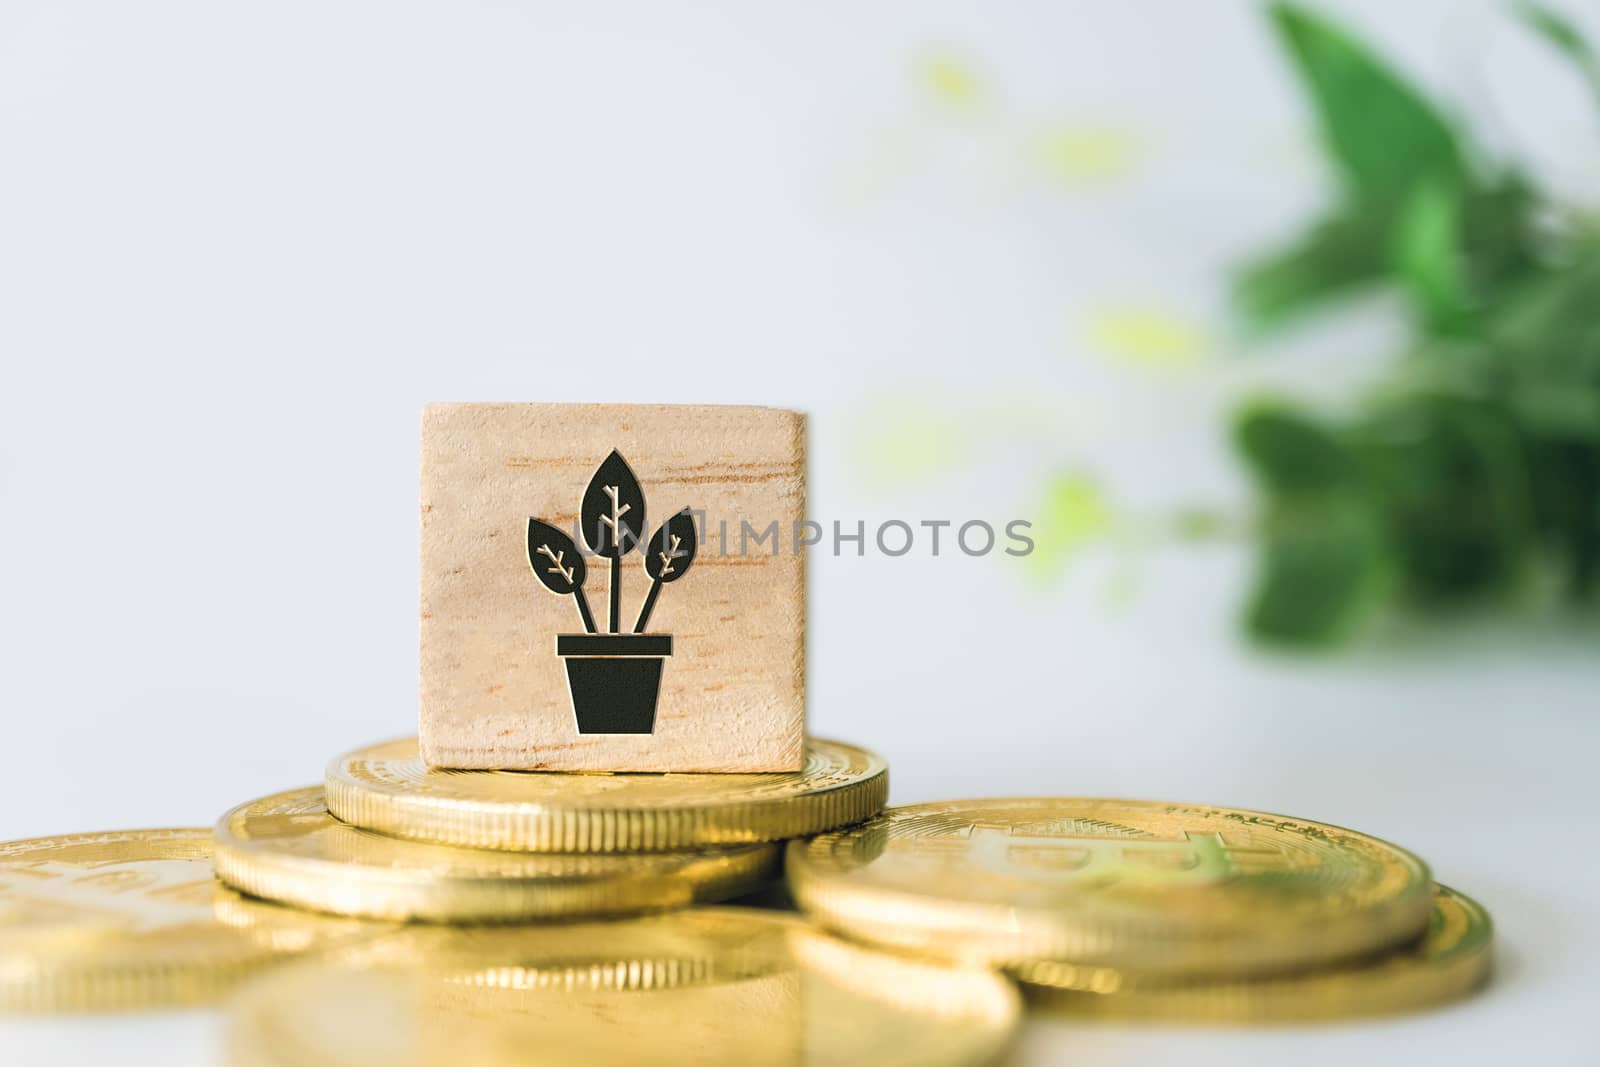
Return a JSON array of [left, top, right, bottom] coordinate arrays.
[[525, 451, 698, 734]]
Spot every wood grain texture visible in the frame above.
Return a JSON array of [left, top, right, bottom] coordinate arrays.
[[419, 403, 806, 772]]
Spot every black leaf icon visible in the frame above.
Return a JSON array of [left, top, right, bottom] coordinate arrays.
[[644, 509, 698, 583], [581, 450, 646, 559], [527, 518, 596, 632], [635, 509, 698, 632], [527, 519, 586, 593], [582, 449, 647, 632]]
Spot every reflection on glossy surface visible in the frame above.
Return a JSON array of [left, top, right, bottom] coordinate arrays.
[[228, 908, 1019, 1067], [0, 829, 387, 1012]]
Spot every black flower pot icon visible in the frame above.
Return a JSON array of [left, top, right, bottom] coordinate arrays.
[[526, 452, 697, 735], [555, 634, 671, 734]]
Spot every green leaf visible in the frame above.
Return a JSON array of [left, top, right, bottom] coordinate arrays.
[[1457, 172, 1542, 306], [1487, 249, 1600, 438], [1234, 210, 1392, 329], [1508, 387, 1600, 440], [1517, 2, 1600, 109], [1234, 404, 1356, 494], [1391, 178, 1472, 334], [1525, 437, 1600, 598], [1270, 3, 1466, 202], [1358, 397, 1533, 604], [1237, 174, 1539, 335], [1236, 401, 1389, 644], [1246, 497, 1388, 645]]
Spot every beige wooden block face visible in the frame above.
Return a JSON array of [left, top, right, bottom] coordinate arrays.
[[419, 403, 806, 772]]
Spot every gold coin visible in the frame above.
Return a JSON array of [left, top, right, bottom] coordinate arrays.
[[325, 736, 887, 853], [226, 908, 1020, 1067], [787, 798, 1432, 976], [214, 786, 780, 922], [0, 828, 383, 1013], [1017, 884, 1493, 1022]]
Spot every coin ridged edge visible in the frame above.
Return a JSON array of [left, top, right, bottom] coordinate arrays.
[[248, 909, 824, 996], [0, 951, 287, 1015], [0, 826, 211, 859], [324, 740, 889, 853], [786, 798, 1434, 977], [1014, 884, 1494, 1023], [212, 795, 782, 922]]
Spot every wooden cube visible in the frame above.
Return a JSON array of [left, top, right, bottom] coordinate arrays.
[[419, 403, 806, 772]]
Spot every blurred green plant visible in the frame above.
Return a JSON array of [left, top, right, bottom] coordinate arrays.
[[1234, 1, 1600, 645]]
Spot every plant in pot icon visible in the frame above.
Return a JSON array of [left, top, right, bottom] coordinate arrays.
[[526, 450, 698, 734]]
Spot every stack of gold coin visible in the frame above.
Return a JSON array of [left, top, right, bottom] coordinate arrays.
[[0, 734, 889, 1015], [208, 735, 886, 924], [786, 798, 1493, 1023]]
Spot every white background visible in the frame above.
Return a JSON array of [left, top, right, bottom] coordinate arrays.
[[1, 1, 1596, 1063]]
